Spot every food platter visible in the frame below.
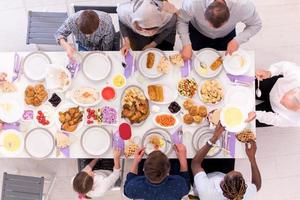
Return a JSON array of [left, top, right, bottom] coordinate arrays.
[[23, 52, 52, 81], [199, 79, 224, 105], [25, 128, 55, 159], [145, 84, 178, 104], [153, 112, 179, 130], [142, 128, 172, 155], [223, 49, 251, 75], [34, 105, 55, 128], [82, 52, 112, 81], [0, 96, 24, 123], [81, 126, 111, 156], [192, 127, 222, 157], [181, 99, 209, 126], [85, 106, 118, 126], [137, 48, 168, 79], [220, 105, 247, 133], [193, 48, 223, 78], [71, 87, 102, 107], [0, 129, 24, 156], [45, 65, 72, 93]]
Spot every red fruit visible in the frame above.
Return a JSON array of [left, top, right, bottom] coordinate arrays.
[[38, 111, 42, 115]]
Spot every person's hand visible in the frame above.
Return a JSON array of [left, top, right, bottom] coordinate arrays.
[[142, 41, 157, 51], [121, 37, 131, 56], [162, 1, 178, 14], [174, 144, 187, 161], [226, 39, 239, 56], [113, 148, 122, 160], [66, 45, 76, 60], [256, 69, 271, 81], [213, 122, 225, 139], [245, 111, 256, 123], [0, 73, 7, 82], [245, 140, 257, 162], [133, 148, 145, 164], [181, 45, 193, 60]]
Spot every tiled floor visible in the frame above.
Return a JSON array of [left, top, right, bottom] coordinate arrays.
[[0, 0, 300, 200]]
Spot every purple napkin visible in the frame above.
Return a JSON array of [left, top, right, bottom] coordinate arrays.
[[124, 52, 134, 78], [66, 61, 80, 79], [112, 130, 125, 152], [12, 53, 21, 82], [3, 122, 20, 131], [227, 132, 236, 157], [171, 126, 183, 144], [226, 73, 255, 85], [59, 132, 70, 158], [181, 60, 191, 77]]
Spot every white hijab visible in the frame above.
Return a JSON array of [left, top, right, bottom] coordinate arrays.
[[117, 0, 173, 36]]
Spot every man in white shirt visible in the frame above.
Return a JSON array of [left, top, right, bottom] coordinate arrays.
[[252, 61, 300, 127], [177, 0, 262, 60], [191, 124, 261, 200]]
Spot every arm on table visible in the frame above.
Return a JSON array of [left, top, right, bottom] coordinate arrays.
[[246, 141, 262, 191]]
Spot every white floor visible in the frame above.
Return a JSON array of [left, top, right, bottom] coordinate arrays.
[[0, 0, 300, 200]]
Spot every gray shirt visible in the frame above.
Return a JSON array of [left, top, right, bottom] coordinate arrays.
[[54, 10, 115, 51], [177, 0, 262, 46]]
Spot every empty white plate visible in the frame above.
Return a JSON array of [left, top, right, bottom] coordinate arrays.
[[81, 126, 111, 156], [82, 52, 112, 81], [23, 52, 52, 81], [223, 50, 250, 75], [0, 96, 24, 123], [25, 128, 55, 159]]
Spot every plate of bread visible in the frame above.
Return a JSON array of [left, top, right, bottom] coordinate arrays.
[[137, 48, 168, 79], [146, 84, 178, 105]]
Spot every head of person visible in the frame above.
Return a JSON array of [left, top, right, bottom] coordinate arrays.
[[77, 10, 100, 36], [280, 87, 300, 111], [204, 0, 230, 29], [144, 150, 170, 184], [220, 171, 247, 200], [73, 171, 94, 199]]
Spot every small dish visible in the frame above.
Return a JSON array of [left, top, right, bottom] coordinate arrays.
[[153, 112, 179, 130]]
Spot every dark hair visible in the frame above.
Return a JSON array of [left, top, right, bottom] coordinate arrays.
[[144, 151, 170, 183], [73, 171, 94, 199], [220, 172, 247, 200], [204, 1, 230, 28], [77, 10, 100, 34]]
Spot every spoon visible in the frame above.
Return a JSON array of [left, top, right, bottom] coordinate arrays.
[[256, 79, 262, 97]]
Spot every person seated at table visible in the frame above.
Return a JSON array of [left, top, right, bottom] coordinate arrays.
[[117, 0, 177, 55], [252, 61, 300, 127], [175, 0, 262, 60], [124, 144, 190, 200], [191, 123, 261, 200], [72, 150, 121, 199], [54, 10, 115, 59]]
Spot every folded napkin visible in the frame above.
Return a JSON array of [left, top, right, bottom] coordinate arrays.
[[124, 52, 134, 78], [3, 122, 20, 131], [112, 130, 125, 152], [66, 61, 80, 79], [226, 73, 255, 85], [171, 126, 183, 144], [12, 53, 21, 82], [181, 60, 191, 77], [59, 132, 70, 158], [227, 132, 236, 158]]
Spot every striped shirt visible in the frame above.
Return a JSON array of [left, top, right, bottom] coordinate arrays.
[[54, 10, 115, 51]]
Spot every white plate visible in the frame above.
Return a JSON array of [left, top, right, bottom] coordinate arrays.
[[145, 84, 178, 105], [23, 52, 52, 81], [225, 86, 254, 112], [220, 105, 247, 133], [82, 52, 112, 81], [137, 48, 166, 79], [55, 103, 84, 133], [81, 126, 111, 156], [45, 65, 72, 93], [223, 50, 251, 75], [25, 128, 55, 159], [71, 87, 102, 107], [33, 105, 55, 128], [0, 97, 24, 123], [0, 129, 24, 157], [193, 48, 223, 78], [198, 79, 224, 105], [153, 112, 179, 130]]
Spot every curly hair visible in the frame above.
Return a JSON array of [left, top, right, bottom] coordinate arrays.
[[220, 173, 247, 200]]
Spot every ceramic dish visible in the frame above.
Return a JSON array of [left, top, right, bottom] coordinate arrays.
[[193, 48, 223, 78], [137, 48, 167, 79], [23, 52, 52, 81], [220, 105, 247, 133], [0, 129, 24, 157], [145, 84, 178, 105], [153, 112, 179, 130], [81, 126, 111, 156], [71, 87, 102, 107], [0, 96, 24, 123], [198, 79, 224, 105], [25, 128, 55, 159], [82, 52, 112, 81], [141, 128, 172, 155], [225, 86, 254, 112], [85, 106, 118, 126], [223, 49, 251, 75], [34, 105, 55, 128], [192, 127, 222, 157], [45, 65, 72, 93]]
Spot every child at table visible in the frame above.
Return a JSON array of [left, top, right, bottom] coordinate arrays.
[[124, 144, 190, 200], [72, 150, 121, 199]]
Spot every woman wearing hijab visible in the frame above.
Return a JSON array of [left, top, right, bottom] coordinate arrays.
[[117, 0, 177, 55]]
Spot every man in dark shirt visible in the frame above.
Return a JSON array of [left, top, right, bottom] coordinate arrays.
[[124, 144, 190, 200]]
